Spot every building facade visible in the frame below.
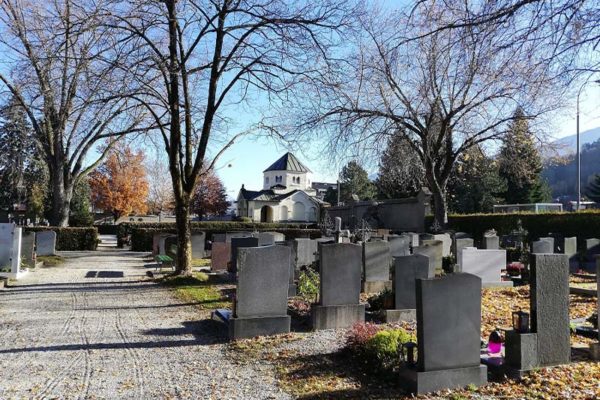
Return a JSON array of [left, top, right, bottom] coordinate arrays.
[[236, 153, 328, 222]]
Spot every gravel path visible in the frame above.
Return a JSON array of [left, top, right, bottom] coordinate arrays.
[[0, 248, 291, 400]]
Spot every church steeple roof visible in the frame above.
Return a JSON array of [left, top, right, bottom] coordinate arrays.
[[263, 152, 312, 173]]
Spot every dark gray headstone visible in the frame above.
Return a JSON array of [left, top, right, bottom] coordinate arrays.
[[235, 246, 291, 318], [363, 241, 391, 282], [530, 254, 570, 367], [226, 231, 253, 242], [586, 238, 600, 257], [20, 232, 36, 268], [394, 254, 430, 310], [531, 240, 553, 254], [191, 232, 206, 259], [36, 230, 56, 256], [417, 273, 482, 372], [388, 235, 411, 257], [319, 243, 362, 306], [452, 233, 472, 258], [230, 237, 259, 273], [258, 232, 275, 246]]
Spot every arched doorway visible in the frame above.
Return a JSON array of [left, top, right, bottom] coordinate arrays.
[[280, 205, 288, 221], [260, 205, 273, 222], [292, 202, 305, 221]]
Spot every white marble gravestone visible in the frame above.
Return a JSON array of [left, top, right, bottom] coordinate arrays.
[[0, 223, 25, 279]]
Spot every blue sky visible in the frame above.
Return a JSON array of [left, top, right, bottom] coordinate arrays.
[[216, 86, 600, 198]]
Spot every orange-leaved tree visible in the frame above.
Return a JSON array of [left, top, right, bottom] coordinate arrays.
[[90, 145, 149, 220]]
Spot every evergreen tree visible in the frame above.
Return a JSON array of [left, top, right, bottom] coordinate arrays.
[[323, 186, 338, 206], [339, 161, 376, 203], [448, 146, 506, 213], [0, 95, 33, 211], [586, 174, 600, 203], [69, 179, 94, 226], [498, 108, 550, 203], [376, 133, 424, 199]]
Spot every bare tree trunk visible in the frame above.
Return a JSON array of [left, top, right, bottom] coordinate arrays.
[[430, 187, 448, 230], [174, 196, 192, 275], [48, 163, 73, 227]]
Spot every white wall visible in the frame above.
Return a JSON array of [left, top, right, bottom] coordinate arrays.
[[263, 170, 311, 191]]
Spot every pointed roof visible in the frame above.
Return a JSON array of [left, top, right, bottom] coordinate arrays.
[[263, 152, 312, 173]]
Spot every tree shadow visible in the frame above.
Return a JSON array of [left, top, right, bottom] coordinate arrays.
[[278, 351, 406, 399]]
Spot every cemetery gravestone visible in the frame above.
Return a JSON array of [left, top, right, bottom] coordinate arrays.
[[312, 243, 365, 330], [362, 241, 392, 293], [36, 230, 56, 256], [229, 245, 291, 339], [483, 235, 500, 250], [225, 232, 253, 242], [157, 234, 175, 255], [404, 232, 420, 248], [400, 273, 487, 394], [385, 254, 430, 322], [265, 232, 285, 243], [0, 224, 24, 279], [563, 237, 577, 257], [230, 237, 259, 274], [211, 242, 231, 272], [294, 238, 317, 268], [191, 232, 206, 259], [20, 232, 36, 269], [433, 233, 452, 257], [455, 238, 474, 268], [505, 254, 570, 371], [165, 236, 178, 261], [539, 237, 555, 251], [388, 235, 411, 257], [258, 232, 275, 246], [460, 248, 510, 287], [413, 240, 442, 275], [276, 241, 298, 296], [531, 240, 553, 254]]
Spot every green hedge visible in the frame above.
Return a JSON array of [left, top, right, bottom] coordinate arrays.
[[25, 227, 99, 251], [428, 211, 600, 248], [128, 224, 322, 252]]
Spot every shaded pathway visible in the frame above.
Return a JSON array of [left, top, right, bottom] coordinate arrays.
[[0, 249, 289, 399]]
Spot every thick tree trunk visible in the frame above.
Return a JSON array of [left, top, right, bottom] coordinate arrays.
[[174, 197, 192, 275], [48, 167, 73, 227], [431, 188, 448, 230]]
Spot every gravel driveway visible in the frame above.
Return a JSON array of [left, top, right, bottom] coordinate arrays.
[[0, 249, 290, 400]]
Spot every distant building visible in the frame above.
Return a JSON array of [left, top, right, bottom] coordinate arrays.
[[311, 181, 337, 200], [236, 152, 327, 222], [492, 203, 563, 213]]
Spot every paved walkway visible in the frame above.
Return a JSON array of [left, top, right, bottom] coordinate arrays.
[[0, 248, 289, 399]]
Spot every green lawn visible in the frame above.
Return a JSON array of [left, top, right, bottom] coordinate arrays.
[[37, 255, 65, 267], [160, 272, 231, 310]]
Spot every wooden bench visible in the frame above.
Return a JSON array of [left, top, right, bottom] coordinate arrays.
[[154, 255, 174, 272]]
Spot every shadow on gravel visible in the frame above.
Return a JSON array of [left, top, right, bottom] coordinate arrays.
[[279, 351, 404, 400], [0, 320, 227, 355], [1, 282, 160, 294]]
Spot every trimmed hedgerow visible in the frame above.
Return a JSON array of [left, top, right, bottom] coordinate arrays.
[[94, 224, 118, 235], [25, 227, 99, 251], [426, 210, 600, 248], [126, 223, 321, 252]]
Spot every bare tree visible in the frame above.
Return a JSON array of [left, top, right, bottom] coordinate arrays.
[[146, 156, 175, 217], [110, 0, 357, 274], [295, 2, 562, 227], [0, 0, 148, 226]]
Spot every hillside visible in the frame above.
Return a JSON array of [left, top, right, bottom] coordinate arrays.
[[548, 127, 600, 157]]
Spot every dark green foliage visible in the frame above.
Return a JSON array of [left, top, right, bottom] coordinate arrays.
[[0, 95, 38, 213], [94, 224, 118, 235], [323, 186, 338, 206], [586, 174, 600, 203], [25, 227, 98, 251], [448, 146, 506, 213], [120, 221, 321, 251], [498, 108, 550, 203], [427, 211, 600, 246], [544, 139, 600, 199], [339, 161, 376, 203], [376, 133, 423, 199], [69, 179, 93, 227]]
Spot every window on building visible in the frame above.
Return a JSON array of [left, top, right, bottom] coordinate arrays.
[[265, 177, 269, 184]]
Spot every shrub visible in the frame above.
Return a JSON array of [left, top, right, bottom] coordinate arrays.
[[297, 267, 320, 302], [94, 224, 118, 235], [365, 328, 414, 363], [345, 322, 382, 352], [25, 227, 98, 251], [120, 221, 321, 251], [428, 211, 600, 248]]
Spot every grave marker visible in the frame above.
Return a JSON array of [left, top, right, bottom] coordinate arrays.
[[36, 230, 56, 256], [362, 241, 392, 293]]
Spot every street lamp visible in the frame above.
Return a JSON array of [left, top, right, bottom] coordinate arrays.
[[576, 79, 600, 211]]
